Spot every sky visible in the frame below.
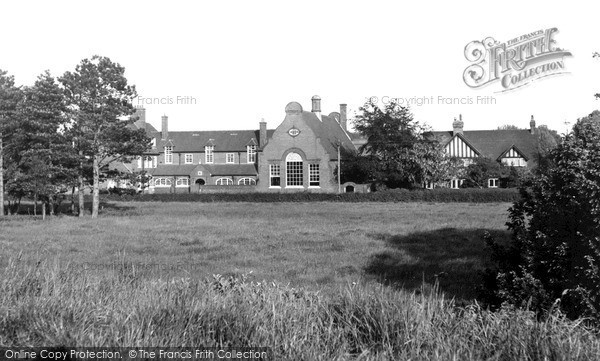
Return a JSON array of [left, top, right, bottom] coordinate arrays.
[[1, 0, 599, 133]]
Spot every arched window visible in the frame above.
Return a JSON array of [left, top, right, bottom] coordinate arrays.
[[215, 178, 233, 185], [238, 178, 256, 185], [286, 152, 303, 187]]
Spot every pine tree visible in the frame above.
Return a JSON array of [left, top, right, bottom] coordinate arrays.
[[60, 56, 149, 218]]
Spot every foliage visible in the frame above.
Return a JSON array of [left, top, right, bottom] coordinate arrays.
[[0, 69, 22, 215], [3, 71, 78, 216], [103, 188, 521, 203], [60, 56, 150, 218], [460, 157, 529, 189], [2, 259, 600, 359], [352, 100, 452, 189], [483, 111, 600, 322]]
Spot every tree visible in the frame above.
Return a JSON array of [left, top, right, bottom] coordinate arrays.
[[497, 124, 521, 130], [60, 56, 149, 218], [483, 110, 600, 322], [0, 70, 22, 216], [5, 71, 78, 218], [352, 100, 448, 189]]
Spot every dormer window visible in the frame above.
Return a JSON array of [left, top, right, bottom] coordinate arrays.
[[164, 146, 173, 164], [205, 145, 214, 164], [247, 145, 257, 163]]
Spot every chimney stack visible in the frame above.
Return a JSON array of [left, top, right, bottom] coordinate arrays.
[[311, 95, 322, 121], [259, 119, 267, 148], [161, 115, 168, 140], [452, 114, 464, 135], [530, 115, 536, 134], [133, 106, 146, 131], [339, 104, 347, 131]]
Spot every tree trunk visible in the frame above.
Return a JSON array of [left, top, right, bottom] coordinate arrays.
[[78, 150, 85, 217], [92, 155, 99, 218], [49, 195, 55, 216], [34, 193, 38, 216], [42, 200, 46, 220], [0, 132, 4, 217], [70, 186, 75, 214]]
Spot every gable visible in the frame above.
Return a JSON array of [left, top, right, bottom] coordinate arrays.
[[499, 145, 529, 161], [444, 134, 479, 158]]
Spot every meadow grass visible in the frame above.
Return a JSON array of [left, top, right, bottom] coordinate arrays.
[[1, 259, 599, 360], [1, 202, 510, 299], [2, 201, 599, 359]]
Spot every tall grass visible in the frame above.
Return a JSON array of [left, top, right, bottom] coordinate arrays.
[[2, 259, 599, 360]]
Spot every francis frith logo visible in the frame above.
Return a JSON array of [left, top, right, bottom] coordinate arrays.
[[463, 28, 572, 92]]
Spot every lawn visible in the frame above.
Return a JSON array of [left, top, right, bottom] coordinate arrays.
[[3, 201, 600, 359], [0, 201, 511, 300]]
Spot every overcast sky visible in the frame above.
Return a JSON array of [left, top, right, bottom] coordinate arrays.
[[2, 0, 599, 133]]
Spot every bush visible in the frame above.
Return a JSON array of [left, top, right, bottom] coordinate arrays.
[[102, 188, 520, 203], [108, 187, 138, 196], [483, 111, 600, 322]]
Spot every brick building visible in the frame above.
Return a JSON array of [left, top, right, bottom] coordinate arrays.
[[123, 96, 356, 193]]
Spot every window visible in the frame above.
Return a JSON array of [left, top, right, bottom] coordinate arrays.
[[205, 146, 214, 164], [309, 164, 320, 187], [488, 178, 499, 188], [164, 146, 173, 164], [153, 178, 172, 187], [247, 145, 257, 163], [270, 164, 281, 187], [501, 157, 526, 167], [140, 156, 156, 168], [176, 177, 189, 187], [215, 177, 233, 185], [226, 153, 235, 164], [424, 181, 434, 189], [450, 179, 463, 189], [286, 152, 303, 187], [184, 154, 193, 164], [238, 178, 256, 185]]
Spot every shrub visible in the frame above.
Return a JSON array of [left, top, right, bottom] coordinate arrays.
[[483, 111, 600, 322], [102, 188, 520, 203]]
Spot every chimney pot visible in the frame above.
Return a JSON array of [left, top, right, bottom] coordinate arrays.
[[161, 115, 168, 140], [453, 114, 464, 136], [530, 115, 536, 134], [259, 119, 267, 148], [311, 95, 322, 121], [339, 103, 348, 131]]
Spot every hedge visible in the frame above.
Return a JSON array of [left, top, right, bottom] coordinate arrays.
[[103, 188, 520, 203]]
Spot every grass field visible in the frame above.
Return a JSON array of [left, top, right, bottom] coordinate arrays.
[[0, 201, 511, 300], [2, 201, 600, 359]]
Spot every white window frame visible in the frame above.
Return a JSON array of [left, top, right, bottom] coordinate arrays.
[[226, 153, 235, 164], [153, 177, 173, 187], [309, 163, 320, 187], [164, 146, 173, 164], [184, 154, 193, 164], [247, 145, 257, 163], [205, 146, 214, 164], [450, 178, 463, 189], [285, 152, 303, 188], [270, 164, 281, 188], [215, 177, 233, 186], [488, 178, 499, 188], [238, 178, 256, 185], [176, 177, 189, 187]]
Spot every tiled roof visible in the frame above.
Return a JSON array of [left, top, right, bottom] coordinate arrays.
[[152, 129, 275, 152], [148, 164, 199, 176], [298, 111, 356, 159], [148, 164, 258, 177], [429, 129, 538, 160], [203, 164, 258, 176]]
